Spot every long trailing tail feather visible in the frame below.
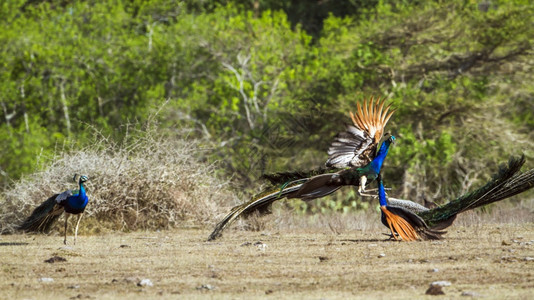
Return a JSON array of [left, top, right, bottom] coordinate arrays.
[[18, 195, 64, 233], [261, 167, 333, 186], [467, 164, 534, 209], [420, 155, 534, 229], [208, 182, 303, 241], [294, 173, 342, 200], [208, 171, 349, 241]]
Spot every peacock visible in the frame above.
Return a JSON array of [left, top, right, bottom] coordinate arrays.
[[376, 155, 534, 241], [208, 97, 396, 241], [18, 174, 90, 245]]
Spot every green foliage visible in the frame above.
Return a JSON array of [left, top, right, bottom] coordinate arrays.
[[1, 0, 533, 214]]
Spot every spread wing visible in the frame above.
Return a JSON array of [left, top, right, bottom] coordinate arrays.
[[325, 96, 395, 168]]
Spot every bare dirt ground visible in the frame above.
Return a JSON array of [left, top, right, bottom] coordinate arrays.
[[1, 222, 533, 299]]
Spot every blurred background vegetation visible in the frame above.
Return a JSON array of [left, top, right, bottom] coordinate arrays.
[[1, 0, 533, 222]]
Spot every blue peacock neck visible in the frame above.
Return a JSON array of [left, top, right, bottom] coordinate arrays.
[[72, 180, 88, 209], [79, 181, 86, 197], [378, 178, 388, 206], [369, 138, 393, 174]]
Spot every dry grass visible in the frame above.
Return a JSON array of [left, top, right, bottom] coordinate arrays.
[[1, 224, 533, 299], [0, 124, 236, 233], [221, 196, 534, 238]]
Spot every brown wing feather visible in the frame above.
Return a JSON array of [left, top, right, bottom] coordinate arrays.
[[326, 96, 395, 168], [353, 96, 395, 143]]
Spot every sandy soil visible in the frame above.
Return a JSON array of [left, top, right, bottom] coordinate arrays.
[[1, 223, 533, 299]]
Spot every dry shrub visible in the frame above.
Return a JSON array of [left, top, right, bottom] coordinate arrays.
[[0, 124, 236, 234]]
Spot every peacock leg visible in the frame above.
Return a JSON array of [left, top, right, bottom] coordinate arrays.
[[359, 187, 392, 198], [74, 213, 83, 245], [64, 213, 70, 245], [357, 176, 368, 195]]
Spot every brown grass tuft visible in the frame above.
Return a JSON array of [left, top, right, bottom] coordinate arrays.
[[0, 124, 236, 234]]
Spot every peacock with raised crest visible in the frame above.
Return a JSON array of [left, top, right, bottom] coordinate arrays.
[[18, 174, 90, 245], [376, 155, 534, 241], [208, 97, 398, 240]]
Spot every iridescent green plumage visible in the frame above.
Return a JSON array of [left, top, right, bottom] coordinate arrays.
[[381, 155, 534, 240], [208, 97, 396, 241], [208, 137, 395, 241]]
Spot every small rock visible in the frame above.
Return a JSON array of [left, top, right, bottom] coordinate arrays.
[[196, 284, 214, 291], [39, 277, 54, 283], [318, 256, 329, 262], [265, 289, 273, 295], [68, 285, 80, 289], [426, 285, 445, 295], [44, 256, 67, 263], [524, 257, 534, 261], [240, 242, 252, 247], [378, 253, 386, 258], [119, 244, 130, 248], [137, 279, 153, 287], [426, 281, 451, 295], [254, 241, 267, 251], [431, 281, 451, 287], [428, 268, 439, 273], [461, 291, 482, 297], [501, 240, 511, 246], [69, 294, 91, 299]]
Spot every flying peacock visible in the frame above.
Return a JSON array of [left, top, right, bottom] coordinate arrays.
[[18, 174, 90, 245], [208, 97, 396, 241], [376, 155, 534, 241]]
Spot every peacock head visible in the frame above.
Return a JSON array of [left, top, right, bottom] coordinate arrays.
[[79, 175, 89, 183], [381, 133, 396, 145], [72, 174, 89, 183]]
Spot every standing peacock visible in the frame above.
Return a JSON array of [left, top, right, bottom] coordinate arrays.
[[18, 174, 90, 245], [208, 97, 396, 240], [376, 155, 534, 241]]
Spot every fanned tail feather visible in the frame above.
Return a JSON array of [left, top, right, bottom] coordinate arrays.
[[18, 195, 64, 233], [208, 182, 303, 241], [350, 96, 395, 140]]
